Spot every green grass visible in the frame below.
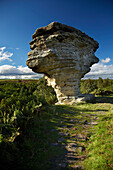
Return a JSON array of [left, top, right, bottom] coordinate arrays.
[[1, 101, 113, 169], [83, 111, 113, 170], [1, 78, 113, 169], [21, 102, 112, 169]]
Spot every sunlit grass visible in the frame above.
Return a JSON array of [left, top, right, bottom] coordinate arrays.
[[84, 109, 113, 170]]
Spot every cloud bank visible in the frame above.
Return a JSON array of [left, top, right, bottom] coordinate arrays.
[[84, 58, 113, 79], [0, 46, 43, 79], [0, 65, 43, 79]]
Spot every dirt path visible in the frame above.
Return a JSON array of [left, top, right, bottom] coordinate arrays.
[[48, 104, 104, 169]]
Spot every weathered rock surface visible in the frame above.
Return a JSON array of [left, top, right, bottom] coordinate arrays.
[[26, 22, 99, 104]]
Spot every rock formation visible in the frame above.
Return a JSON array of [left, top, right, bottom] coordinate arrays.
[[26, 22, 99, 104]]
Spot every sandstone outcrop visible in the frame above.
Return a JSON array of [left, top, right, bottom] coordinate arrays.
[[26, 22, 99, 104]]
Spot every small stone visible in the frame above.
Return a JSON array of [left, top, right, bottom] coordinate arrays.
[[88, 122, 98, 125], [90, 122, 98, 125], [75, 134, 87, 140], [76, 155, 87, 160], [66, 155, 79, 161], [66, 143, 78, 152]]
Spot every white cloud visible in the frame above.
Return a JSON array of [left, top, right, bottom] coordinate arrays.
[[0, 47, 13, 62], [0, 47, 6, 51], [0, 65, 43, 79], [17, 65, 34, 74], [0, 47, 6, 56], [83, 57, 113, 79], [16, 48, 19, 50], [0, 65, 21, 74], [87, 63, 113, 75], [102, 57, 111, 63]]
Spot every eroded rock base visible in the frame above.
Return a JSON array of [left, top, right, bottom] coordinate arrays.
[[55, 94, 95, 105]]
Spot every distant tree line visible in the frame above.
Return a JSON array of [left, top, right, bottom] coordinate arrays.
[[80, 77, 113, 95]]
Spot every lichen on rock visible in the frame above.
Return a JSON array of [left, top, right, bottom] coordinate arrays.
[[26, 22, 99, 104]]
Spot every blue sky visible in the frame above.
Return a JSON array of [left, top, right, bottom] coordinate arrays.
[[0, 0, 113, 79]]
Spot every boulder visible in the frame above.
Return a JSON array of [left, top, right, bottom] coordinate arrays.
[[26, 22, 99, 104]]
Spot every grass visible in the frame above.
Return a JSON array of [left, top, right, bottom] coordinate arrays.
[[1, 97, 113, 169], [15, 107, 65, 170], [83, 111, 113, 170], [19, 100, 112, 169], [1, 78, 113, 169]]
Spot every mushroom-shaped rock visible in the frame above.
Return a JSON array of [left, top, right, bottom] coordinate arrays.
[[26, 22, 99, 104]]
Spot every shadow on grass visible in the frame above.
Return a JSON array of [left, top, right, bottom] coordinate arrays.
[[95, 96, 113, 104]]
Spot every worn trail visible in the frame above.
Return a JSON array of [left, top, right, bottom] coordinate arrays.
[[48, 104, 103, 169]]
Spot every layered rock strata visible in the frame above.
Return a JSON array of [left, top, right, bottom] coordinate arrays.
[[26, 22, 99, 104]]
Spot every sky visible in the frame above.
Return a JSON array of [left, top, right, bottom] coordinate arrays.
[[0, 0, 113, 79]]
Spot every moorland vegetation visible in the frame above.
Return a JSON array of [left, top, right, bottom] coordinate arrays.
[[0, 78, 113, 169]]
